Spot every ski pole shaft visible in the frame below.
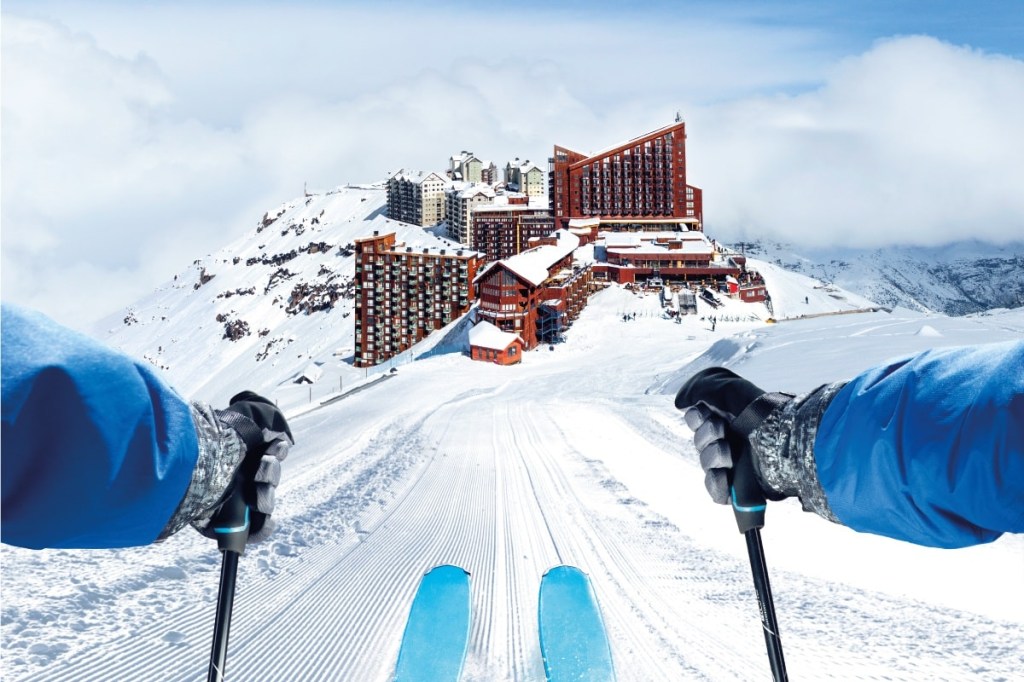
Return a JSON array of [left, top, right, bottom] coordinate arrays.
[[743, 528, 788, 682], [729, 442, 788, 682], [209, 550, 240, 682], [207, 486, 250, 682]]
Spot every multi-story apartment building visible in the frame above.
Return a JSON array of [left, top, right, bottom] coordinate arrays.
[[448, 151, 498, 184], [386, 170, 449, 226], [473, 230, 592, 351], [445, 183, 496, 246], [549, 120, 703, 231], [353, 231, 484, 367], [504, 158, 546, 197], [471, 196, 556, 263]]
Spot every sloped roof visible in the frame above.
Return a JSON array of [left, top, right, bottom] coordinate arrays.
[[390, 169, 447, 185], [468, 321, 523, 351], [474, 230, 581, 287]]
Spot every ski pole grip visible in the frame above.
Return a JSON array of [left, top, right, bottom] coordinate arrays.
[[729, 442, 766, 533], [727, 392, 789, 534], [211, 485, 250, 555]]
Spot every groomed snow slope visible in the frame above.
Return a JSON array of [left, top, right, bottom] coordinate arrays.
[[4, 286, 1023, 680], [4, 186, 1023, 679]]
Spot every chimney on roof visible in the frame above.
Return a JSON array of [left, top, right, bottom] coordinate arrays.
[[373, 230, 379, 236], [440, 249, 446, 255]]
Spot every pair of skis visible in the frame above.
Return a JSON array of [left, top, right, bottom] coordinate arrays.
[[393, 564, 615, 682]]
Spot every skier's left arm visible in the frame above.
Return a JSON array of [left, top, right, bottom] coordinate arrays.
[[814, 341, 1024, 547], [676, 340, 1024, 548]]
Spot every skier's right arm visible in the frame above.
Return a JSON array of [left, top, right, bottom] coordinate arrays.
[[674, 341, 1024, 549], [1, 304, 292, 549]]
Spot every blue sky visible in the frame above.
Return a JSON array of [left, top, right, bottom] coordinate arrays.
[[3, 1, 1023, 326]]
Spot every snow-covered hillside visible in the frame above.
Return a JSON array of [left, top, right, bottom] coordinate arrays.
[[3, 189, 1023, 681], [95, 185, 467, 407], [734, 240, 1024, 316]]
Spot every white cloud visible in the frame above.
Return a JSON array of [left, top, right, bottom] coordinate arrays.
[[690, 36, 1024, 247], [2, 8, 1022, 329]]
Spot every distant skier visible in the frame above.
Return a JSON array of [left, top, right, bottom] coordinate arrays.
[[1, 304, 293, 550], [674, 341, 1024, 548]]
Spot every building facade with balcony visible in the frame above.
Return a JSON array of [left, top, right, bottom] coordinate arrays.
[[504, 159, 546, 197], [445, 183, 496, 247], [354, 231, 484, 367], [549, 120, 703, 231], [449, 151, 498, 184], [471, 197, 556, 263], [473, 230, 592, 353], [386, 170, 449, 226]]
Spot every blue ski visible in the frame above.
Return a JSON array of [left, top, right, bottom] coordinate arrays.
[[393, 564, 472, 682], [538, 565, 615, 682]]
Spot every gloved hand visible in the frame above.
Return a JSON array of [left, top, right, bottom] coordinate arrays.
[[207, 391, 294, 542], [674, 368, 789, 505], [159, 391, 293, 544]]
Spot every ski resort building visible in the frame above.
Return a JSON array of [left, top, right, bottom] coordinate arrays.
[[445, 183, 496, 247], [468, 320, 525, 365], [549, 119, 703, 231], [473, 230, 593, 353], [504, 159, 546, 197], [354, 231, 484, 367], [386, 170, 450, 226], [448, 151, 497, 184], [471, 197, 556, 263], [592, 231, 740, 285]]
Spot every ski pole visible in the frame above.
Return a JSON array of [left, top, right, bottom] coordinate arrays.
[[729, 441, 788, 682], [208, 486, 250, 682]]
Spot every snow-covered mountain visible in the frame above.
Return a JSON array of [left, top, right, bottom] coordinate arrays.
[[734, 239, 1024, 316], [94, 184, 468, 408], [5, 187, 1023, 681]]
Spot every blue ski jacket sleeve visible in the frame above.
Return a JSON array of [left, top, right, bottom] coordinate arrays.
[[815, 340, 1024, 548], [1, 305, 199, 549]]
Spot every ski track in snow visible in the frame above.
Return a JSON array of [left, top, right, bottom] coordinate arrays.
[[4, 222, 1024, 680], [9, 361, 1024, 679]]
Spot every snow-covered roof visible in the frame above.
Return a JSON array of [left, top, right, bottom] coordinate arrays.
[[601, 230, 709, 248], [607, 240, 712, 257], [296, 362, 323, 383], [568, 217, 601, 229], [457, 184, 496, 200], [468, 320, 523, 350], [476, 230, 580, 286], [391, 170, 447, 185], [471, 193, 549, 211]]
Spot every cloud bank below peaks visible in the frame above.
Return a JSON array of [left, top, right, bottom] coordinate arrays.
[[690, 36, 1024, 249]]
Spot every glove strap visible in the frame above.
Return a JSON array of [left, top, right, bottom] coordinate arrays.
[[216, 410, 264, 452], [732, 392, 791, 437]]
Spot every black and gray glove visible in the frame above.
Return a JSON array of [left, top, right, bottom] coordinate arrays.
[[674, 367, 843, 522], [160, 391, 293, 543]]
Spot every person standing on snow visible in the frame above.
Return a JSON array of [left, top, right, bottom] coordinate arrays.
[[1, 304, 293, 550], [674, 341, 1023, 548]]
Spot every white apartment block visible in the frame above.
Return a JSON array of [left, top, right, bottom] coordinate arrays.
[[386, 170, 450, 227], [445, 182, 496, 246], [504, 159, 546, 197]]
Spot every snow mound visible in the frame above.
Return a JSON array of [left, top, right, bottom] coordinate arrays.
[[916, 324, 943, 337]]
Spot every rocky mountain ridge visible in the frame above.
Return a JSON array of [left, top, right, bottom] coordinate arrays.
[[732, 240, 1024, 316]]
